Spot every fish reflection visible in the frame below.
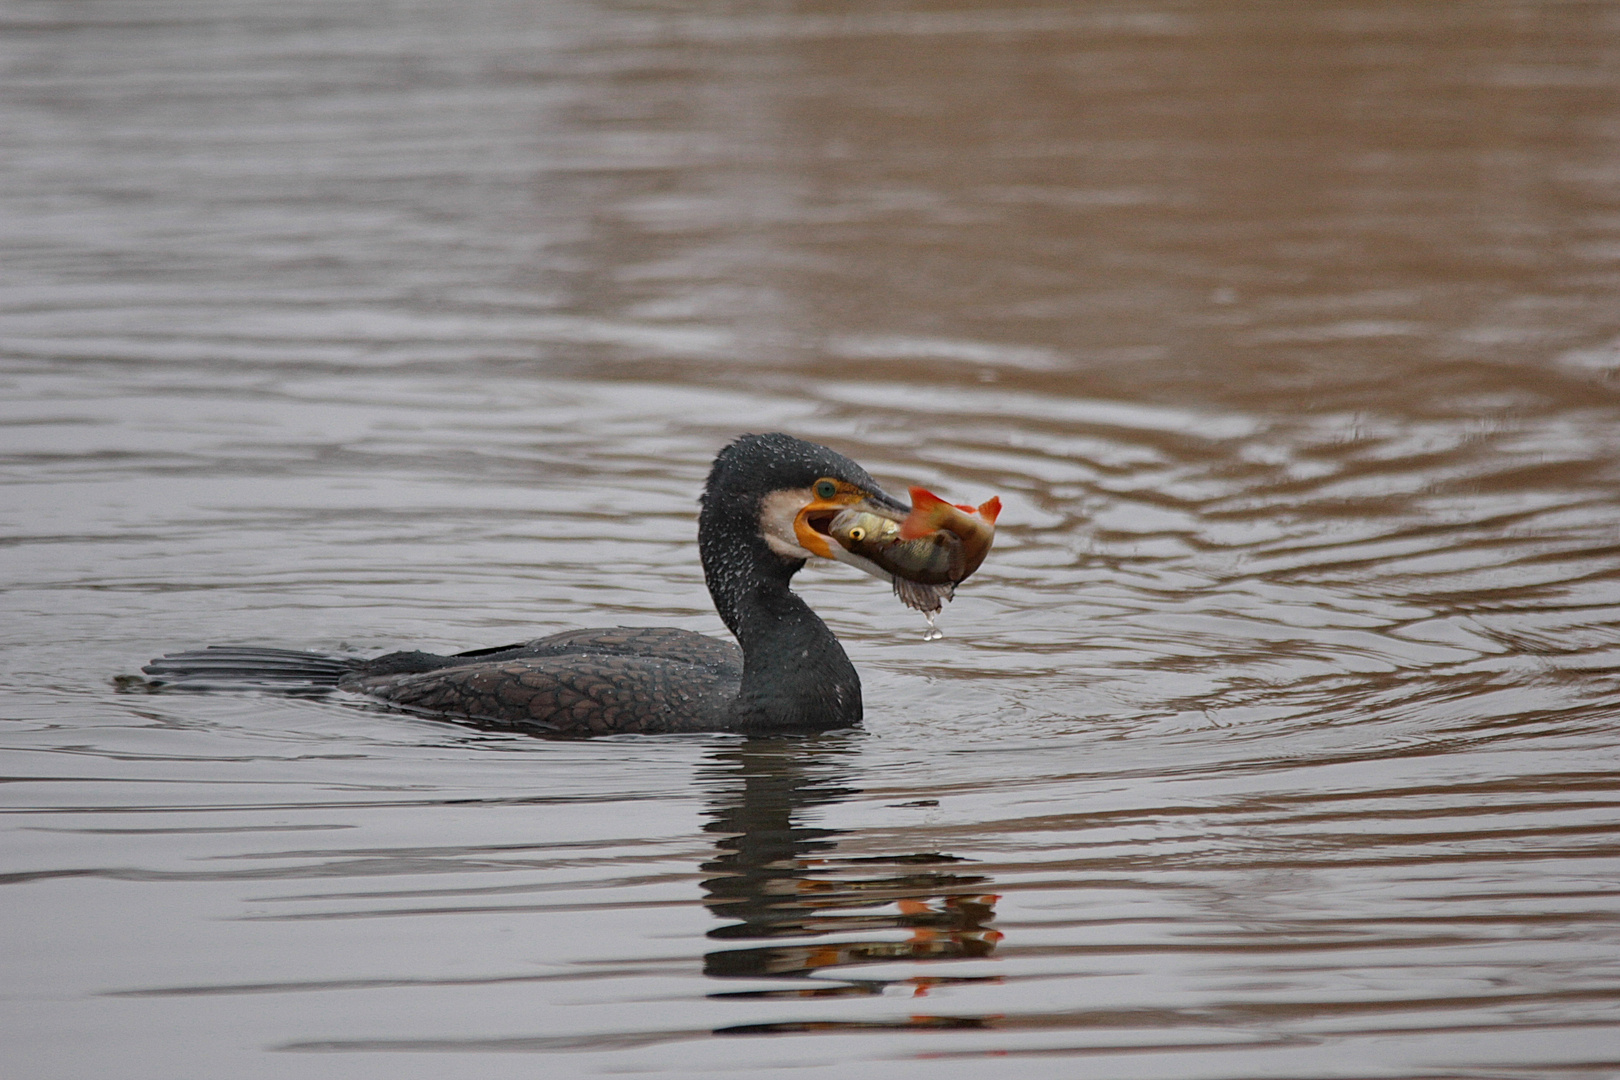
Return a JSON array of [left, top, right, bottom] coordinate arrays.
[[697, 740, 1002, 1022]]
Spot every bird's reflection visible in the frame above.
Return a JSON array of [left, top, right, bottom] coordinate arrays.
[[697, 738, 1001, 1028]]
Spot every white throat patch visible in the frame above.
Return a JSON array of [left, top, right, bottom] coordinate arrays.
[[759, 487, 816, 559]]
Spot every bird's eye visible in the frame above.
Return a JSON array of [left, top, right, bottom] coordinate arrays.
[[814, 479, 838, 500]]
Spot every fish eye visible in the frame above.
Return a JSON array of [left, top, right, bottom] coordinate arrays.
[[814, 479, 838, 500], [847, 526, 866, 542]]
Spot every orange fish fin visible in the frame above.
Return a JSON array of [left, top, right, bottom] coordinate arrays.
[[900, 486, 950, 539], [977, 496, 1002, 525]]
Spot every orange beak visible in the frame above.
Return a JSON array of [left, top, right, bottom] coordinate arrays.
[[793, 489, 908, 561]]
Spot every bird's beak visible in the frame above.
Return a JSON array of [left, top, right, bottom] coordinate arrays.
[[793, 489, 908, 569]]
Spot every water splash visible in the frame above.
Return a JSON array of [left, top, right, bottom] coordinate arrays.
[[921, 612, 945, 641]]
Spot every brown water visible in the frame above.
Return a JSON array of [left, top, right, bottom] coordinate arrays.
[[4, 1, 1620, 1077]]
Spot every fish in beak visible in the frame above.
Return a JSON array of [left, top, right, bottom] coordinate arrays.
[[794, 482, 1000, 613]]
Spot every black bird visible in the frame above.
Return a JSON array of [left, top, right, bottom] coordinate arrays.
[[142, 433, 950, 737]]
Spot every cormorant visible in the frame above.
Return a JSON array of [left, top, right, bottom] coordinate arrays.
[[142, 433, 967, 736]]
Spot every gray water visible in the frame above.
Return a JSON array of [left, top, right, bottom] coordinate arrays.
[[4, 1, 1620, 1077]]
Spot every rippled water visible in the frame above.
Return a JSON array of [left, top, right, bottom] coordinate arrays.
[[5, 1, 1620, 1077]]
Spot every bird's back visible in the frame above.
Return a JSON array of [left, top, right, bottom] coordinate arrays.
[[340, 627, 744, 736]]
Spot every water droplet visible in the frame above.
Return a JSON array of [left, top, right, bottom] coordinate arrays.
[[921, 612, 945, 641]]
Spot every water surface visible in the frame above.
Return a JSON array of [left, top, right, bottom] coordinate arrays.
[[4, 1, 1620, 1077]]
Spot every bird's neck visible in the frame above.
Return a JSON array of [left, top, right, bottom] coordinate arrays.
[[701, 529, 862, 732], [727, 582, 862, 732]]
